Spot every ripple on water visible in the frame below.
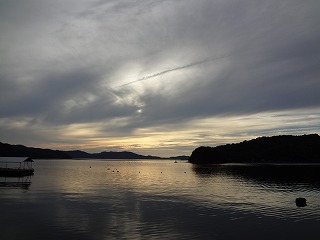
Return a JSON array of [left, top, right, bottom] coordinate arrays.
[[2, 160, 320, 240]]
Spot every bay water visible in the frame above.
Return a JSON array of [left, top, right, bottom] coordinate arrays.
[[1, 159, 320, 239]]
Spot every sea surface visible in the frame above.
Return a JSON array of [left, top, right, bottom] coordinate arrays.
[[1, 159, 320, 240]]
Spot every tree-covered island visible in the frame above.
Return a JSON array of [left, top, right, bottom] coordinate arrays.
[[189, 134, 320, 164]]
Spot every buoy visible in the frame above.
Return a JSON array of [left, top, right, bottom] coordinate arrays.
[[296, 197, 307, 207]]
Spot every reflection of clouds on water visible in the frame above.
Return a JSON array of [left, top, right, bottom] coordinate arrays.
[[1, 160, 320, 239], [4, 189, 319, 240], [36, 160, 196, 199]]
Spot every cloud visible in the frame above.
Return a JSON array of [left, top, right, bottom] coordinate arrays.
[[0, 0, 320, 155], [114, 52, 234, 88]]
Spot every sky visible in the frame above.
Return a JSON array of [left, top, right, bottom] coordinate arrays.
[[1, 0, 320, 157]]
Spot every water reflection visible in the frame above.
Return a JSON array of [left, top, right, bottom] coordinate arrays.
[[192, 164, 320, 189], [0, 175, 32, 189], [191, 163, 320, 222], [1, 160, 320, 240]]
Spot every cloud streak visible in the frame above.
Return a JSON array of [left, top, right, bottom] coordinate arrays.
[[115, 53, 233, 88], [1, 0, 320, 156]]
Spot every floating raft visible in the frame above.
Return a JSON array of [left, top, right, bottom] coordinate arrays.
[[0, 167, 34, 177], [0, 157, 34, 177]]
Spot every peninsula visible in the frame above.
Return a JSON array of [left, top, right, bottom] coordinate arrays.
[[189, 134, 320, 164]]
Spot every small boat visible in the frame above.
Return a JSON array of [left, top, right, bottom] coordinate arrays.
[[174, 160, 178, 163]]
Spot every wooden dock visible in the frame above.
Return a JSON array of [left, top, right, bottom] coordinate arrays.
[[0, 167, 34, 177], [0, 157, 34, 177]]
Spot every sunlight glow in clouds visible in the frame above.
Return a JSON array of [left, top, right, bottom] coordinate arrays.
[[4, 109, 318, 157], [1, 0, 320, 156]]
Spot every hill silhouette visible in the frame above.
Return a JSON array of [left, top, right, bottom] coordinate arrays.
[[66, 150, 162, 159], [0, 142, 187, 160], [189, 134, 320, 164], [0, 142, 71, 159]]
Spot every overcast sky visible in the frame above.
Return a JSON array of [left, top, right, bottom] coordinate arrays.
[[1, 0, 320, 157]]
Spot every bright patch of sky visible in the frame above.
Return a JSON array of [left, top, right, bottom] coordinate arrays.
[[1, 0, 320, 157]]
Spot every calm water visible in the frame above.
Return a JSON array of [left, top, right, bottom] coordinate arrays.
[[1, 160, 320, 240]]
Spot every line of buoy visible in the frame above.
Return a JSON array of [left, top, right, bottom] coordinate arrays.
[[91, 166, 188, 175]]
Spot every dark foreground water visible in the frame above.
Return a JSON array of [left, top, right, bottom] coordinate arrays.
[[1, 160, 320, 240]]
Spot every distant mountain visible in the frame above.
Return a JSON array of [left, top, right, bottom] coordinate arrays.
[[66, 150, 161, 159], [169, 155, 190, 160], [0, 142, 71, 159], [189, 134, 320, 164], [0, 142, 188, 160], [65, 150, 93, 159]]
